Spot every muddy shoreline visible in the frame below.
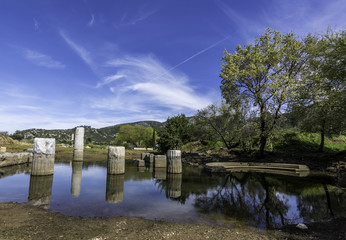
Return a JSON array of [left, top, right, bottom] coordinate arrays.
[[1, 202, 345, 240]]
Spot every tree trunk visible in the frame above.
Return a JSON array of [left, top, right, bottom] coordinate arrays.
[[318, 119, 326, 152], [259, 136, 267, 158]]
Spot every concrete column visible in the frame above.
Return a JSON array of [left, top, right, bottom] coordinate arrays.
[[28, 175, 53, 209], [71, 161, 83, 197], [166, 173, 182, 199], [31, 138, 55, 175], [167, 150, 182, 174], [154, 155, 167, 168], [106, 174, 124, 203], [107, 146, 125, 174], [73, 127, 84, 161]]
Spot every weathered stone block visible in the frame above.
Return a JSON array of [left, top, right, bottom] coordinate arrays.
[[0, 152, 32, 167], [31, 155, 55, 175], [107, 158, 125, 174], [0, 147, 6, 153], [73, 150, 83, 161], [108, 146, 125, 159], [33, 138, 55, 155], [167, 150, 181, 158], [154, 155, 167, 168], [137, 159, 145, 167], [73, 127, 84, 151]]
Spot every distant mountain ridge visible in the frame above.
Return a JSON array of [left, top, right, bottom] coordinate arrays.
[[10, 121, 163, 144]]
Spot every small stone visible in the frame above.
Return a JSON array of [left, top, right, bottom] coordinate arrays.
[[296, 223, 308, 230]]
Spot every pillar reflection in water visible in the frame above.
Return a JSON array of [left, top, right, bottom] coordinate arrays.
[[106, 174, 125, 203], [153, 167, 167, 180], [166, 173, 182, 199], [71, 161, 83, 197], [28, 175, 53, 210]]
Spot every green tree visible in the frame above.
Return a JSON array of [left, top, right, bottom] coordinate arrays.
[[158, 114, 191, 152], [220, 29, 313, 158], [194, 102, 251, 151], [292, 29, 346, 151]]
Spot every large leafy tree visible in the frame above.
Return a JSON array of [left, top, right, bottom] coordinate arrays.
[[220, 29, 313, 158], [157, 114, 191, 152], [115, 124, 155, 148], [292, 29, 346, 151], [194, 101, 254, 151]]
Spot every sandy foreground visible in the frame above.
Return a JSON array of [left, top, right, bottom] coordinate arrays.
[[1, 202, 345, 240]]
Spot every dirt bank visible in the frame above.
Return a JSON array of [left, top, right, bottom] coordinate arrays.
[[1, 202, 345, 240]]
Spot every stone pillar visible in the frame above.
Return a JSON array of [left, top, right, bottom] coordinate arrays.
[[73, 127, 84, 161], [154, 155, 167, 168], [166, 173, 182, 199], [31, 138, 55, 175], [167, 150, 182, 174], [71, 161, 83, 197], [106, 174, 124, 203], [28, 175, 53, 209], [107, 146, 125, 174]]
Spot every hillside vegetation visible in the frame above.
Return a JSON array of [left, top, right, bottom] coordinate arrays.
[[9, 121, 163, 144]]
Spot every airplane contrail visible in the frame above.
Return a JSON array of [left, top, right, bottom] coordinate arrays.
[[155, 35, 230, 79]]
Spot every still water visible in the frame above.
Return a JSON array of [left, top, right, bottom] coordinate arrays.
[[0, 160, 345, 229]]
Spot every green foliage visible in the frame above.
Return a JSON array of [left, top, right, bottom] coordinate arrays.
[[291, 29, 346, 152], [271, 129, 346, 153], [220, 28, 317, 157], [114, 125, 155, 148], [157, 114, 192, 152], [193, 102, 257, 152]]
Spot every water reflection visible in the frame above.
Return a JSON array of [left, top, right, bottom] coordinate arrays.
[[71, 161, 83, 197], [1, 160, 345, 229], [106, 174, 124, 203], [166, 173, 182, 199], [153, 167, 166, 180], [194, 172, 346, 229], [28, 175, 53, 210]]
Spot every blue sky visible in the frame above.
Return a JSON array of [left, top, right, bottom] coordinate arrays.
[[0, 0, 345, 133]]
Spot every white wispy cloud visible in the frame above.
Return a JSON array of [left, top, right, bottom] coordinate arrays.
[[87, 14, 95, 27], [116, 8, 156, 27], [60, 30, 96, 71], [91, 54, 213, 115], [22, 49, 65, 69], [216, 0, 346, 42], [33, 18, 39, 30]]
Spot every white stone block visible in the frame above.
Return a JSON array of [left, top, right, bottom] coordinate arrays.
[[167, 150, 181, 158], [108, 146, 125, 159], [74, 127, 84, 150], [33, 138, 55, 155]]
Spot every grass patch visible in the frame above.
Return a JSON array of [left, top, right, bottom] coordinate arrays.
[[271, 129, 346, 153]]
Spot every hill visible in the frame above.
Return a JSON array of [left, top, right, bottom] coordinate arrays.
[[9, 121, 163, 144]]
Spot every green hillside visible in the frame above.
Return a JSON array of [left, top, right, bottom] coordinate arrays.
[[10, 121, 163, 144]]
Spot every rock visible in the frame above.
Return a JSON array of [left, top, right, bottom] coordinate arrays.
[[296, 223, 308, 230]]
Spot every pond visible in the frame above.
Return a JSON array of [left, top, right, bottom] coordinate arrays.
[[0, 159, 345, 229]]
